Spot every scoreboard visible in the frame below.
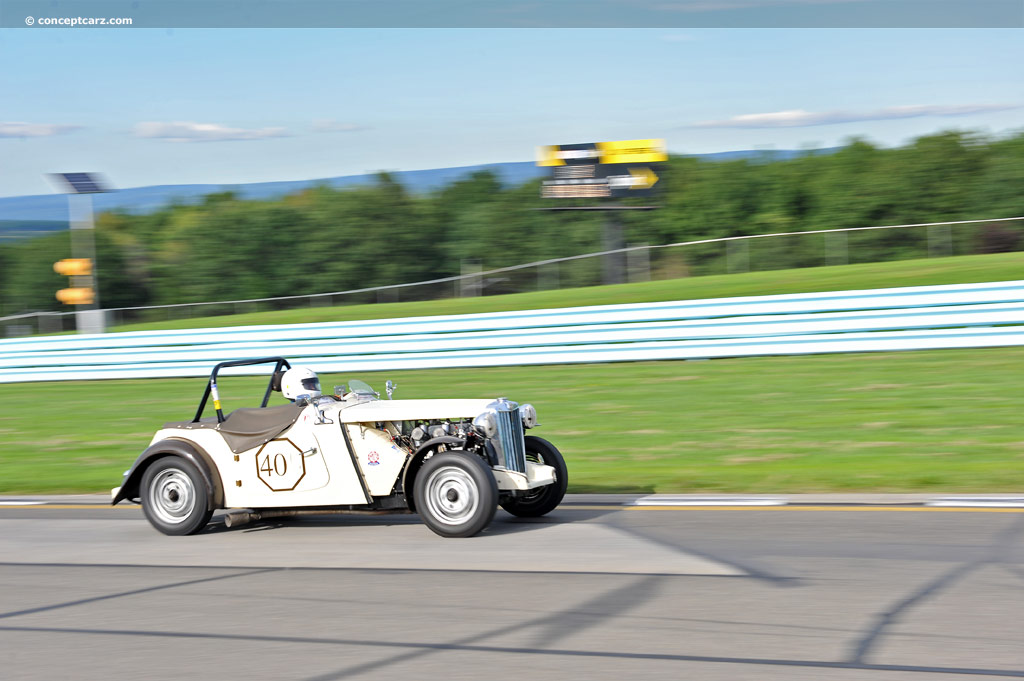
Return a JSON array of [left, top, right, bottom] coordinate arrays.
[[536, 139, 666, 199]]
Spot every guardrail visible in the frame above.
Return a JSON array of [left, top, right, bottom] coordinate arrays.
[[3, 279, 1023, 383]]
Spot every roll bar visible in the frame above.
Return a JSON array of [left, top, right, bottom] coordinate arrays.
[[192, 357, 292, 424]]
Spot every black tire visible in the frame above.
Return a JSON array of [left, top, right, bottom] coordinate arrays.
[[414, 451, 498, 538], [500, 436, 568, 518], [140, 456, 213, 536]]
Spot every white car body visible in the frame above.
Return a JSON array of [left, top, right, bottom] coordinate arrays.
[[112, 358, 568, 538]]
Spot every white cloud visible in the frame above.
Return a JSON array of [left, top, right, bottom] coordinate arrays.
[[311, 119, 368, 133], [133, 121, 289, 142], [693, 104, 1020, 128], [0, 122, 81, 138]]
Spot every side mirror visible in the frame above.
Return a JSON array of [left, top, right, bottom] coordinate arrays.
[[385, 380, 397, 400]]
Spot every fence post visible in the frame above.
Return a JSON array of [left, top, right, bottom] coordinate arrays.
[[538, 262, 560, 291], [928, 224, 952, 257], [39, 313, 62, 335], [727, 239, 750, 273], [460, 260, 482, 297], [627, 243, 651, 283], [825, 231, 849, 266]]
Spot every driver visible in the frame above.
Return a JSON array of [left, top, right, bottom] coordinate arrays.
[[280, 366, 322, 401]]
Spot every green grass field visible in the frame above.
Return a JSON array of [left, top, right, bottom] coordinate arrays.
[[112, 251, 1024, 332], [3, 347, 1023, 494]]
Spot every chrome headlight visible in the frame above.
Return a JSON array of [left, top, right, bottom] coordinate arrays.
[[519, 403, 538, 429], [472, 410, 497, 438]]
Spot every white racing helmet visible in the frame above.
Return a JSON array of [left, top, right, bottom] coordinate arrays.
[[281, 366, 322, 400]]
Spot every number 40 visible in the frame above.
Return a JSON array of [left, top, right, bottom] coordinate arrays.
[[258, 453, 287, 477]]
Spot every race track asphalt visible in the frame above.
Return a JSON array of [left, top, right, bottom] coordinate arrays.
[[1, 496, 1022, 680]]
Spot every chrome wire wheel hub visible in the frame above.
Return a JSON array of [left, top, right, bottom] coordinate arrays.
[[149, 469, 196, 525], [424, 466, 478, 526]]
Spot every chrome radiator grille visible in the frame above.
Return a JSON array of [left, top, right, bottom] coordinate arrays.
[[495, 407, 527, 474]]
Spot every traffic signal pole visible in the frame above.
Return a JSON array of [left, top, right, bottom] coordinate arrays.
[[68, 193, 100, 309], [49, 173, 108, 334], [65, 193, 104, 333]]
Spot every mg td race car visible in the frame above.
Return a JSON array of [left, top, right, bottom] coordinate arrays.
[[111, 357, 568, 538]]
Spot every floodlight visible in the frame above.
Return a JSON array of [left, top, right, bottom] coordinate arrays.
[[49, 172, 109, 194]]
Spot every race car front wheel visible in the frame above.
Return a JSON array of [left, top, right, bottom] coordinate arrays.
[[499, 436, 568, 518], [141, 456, 213, 536], [414, 451, 497, 538]]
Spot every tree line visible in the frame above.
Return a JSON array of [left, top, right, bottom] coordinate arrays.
[[2, 129, 1022, 318]]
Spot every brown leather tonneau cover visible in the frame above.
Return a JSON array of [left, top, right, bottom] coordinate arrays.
[[163, 402, 304, 453]]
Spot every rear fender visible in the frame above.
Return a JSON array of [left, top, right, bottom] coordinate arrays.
[[112, 438, 224, 508]]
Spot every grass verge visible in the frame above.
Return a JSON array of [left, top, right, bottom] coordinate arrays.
[[3, 347, 1022, 494]]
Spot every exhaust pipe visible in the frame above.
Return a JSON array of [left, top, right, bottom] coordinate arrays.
[[223, 510, 261, 528], [222, 507, 408, 529]]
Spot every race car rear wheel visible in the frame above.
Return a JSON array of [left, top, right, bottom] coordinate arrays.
[[141, 456, 213, 536], [499, 436, 568, 518], [414, 451, 497, 538]]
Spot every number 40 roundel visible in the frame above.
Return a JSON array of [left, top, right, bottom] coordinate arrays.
[[255, 438, 307, 491]]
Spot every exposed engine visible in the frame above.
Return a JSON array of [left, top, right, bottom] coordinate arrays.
[[402, 418, 475, 449]]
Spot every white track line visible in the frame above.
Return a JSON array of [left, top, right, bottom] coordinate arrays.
[[927, 497, 1024, 508], [0, 501, 47, 506]]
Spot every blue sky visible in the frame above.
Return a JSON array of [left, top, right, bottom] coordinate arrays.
[[0, 28, 1020, 197]]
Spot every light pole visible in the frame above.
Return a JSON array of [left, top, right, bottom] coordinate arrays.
[[48, 172, 109, 334]]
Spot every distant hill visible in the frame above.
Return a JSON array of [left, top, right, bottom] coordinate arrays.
[[0, 220, 68, 242], [0, 149, 836, 235]]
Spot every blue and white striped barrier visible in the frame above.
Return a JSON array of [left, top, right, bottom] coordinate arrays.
[[3, 280, 1023, 383]]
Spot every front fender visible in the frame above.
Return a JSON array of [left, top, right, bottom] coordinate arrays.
[[401, 436, 466, 513], [111, 438, 224, 508]]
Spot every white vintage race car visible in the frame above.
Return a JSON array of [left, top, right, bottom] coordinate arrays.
[[112, 357, 568, 537]]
